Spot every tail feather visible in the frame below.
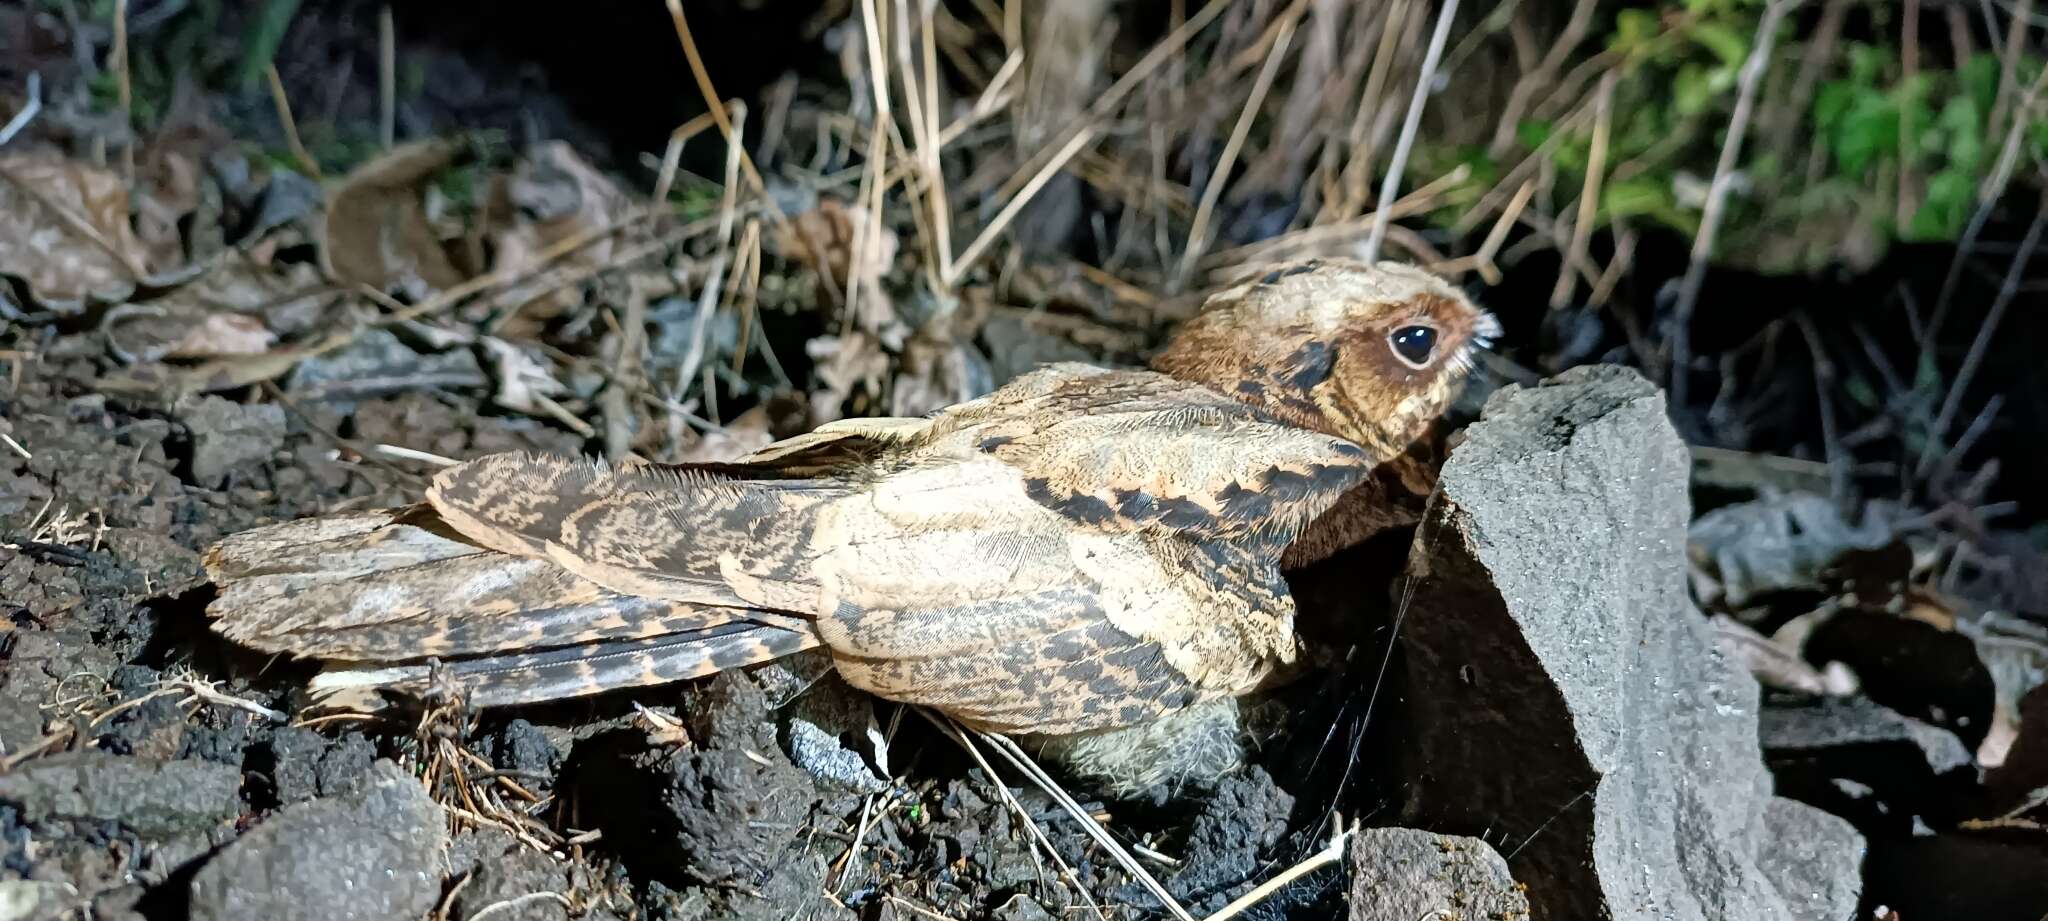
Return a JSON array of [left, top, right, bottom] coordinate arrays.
[[308, 623, 821, 708], [205, 507, 791, 661]]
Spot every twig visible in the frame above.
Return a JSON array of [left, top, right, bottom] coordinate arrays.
[[1918, 200, 2045, 476], [467, 892, 573, 921], [664, 0, 784, 227], [1551, 70, 1615, 308], [1669, 0, 1796, 418], [112, 0, 131, 182], [373, 443, 458, 467], [918, 711, 1107, 921], [944, 0, 1233, 286], [265, 64, 322, 179], [977, 730, 1196, 921], [378, 5, 395, 149], [1363, 0, 1461, 264], [1176, 18, 1296, 288], [1488, 0, 1597, 155], [1200, 829, 1351, 921], [0, 431, 30, 460], [0, 72, 41, 147]]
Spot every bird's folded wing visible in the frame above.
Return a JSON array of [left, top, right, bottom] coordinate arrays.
[[924, 364, 1375, 555]]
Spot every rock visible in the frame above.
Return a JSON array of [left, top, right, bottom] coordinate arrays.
[[1754, 799, 1865, 921], [0, 751, 241, 838], [564, 674, 823, 888], [446, 828, 623, 921], [174, 395, 284, 487], [1761, 696, 1976, 833], [783, 674, 886, 796], [1397, 365, 1864, 921], [0, 880, 75, 921], [1345, 827, 1529, 921], [1164, 767, 1294, 915], [188, 759, 446, 921], [256, 727, 379, 805]]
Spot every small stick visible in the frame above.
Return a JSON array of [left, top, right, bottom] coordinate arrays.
[[1552, 71, 1615, 308], [1176, 18, 1296, 289], [112, 0, 131, 182], [0, 72, 41, 147], [1200, 829, 1351, 921], [1668, 0, 1796, 415], [1363, 0, 1461, 264], [664, 0, 784, 226], [265, 64, 322, 179], [378, 5, 395, 149]]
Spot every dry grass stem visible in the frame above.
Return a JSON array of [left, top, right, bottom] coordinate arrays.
[[1175, 18, 1296, 289], [1364, 0, 1460, 263], [265, 64, 322, 180], [1670, 0, 1796, 410]]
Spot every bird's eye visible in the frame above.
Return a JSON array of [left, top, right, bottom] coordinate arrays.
[[1389, 325, 1438, 368]]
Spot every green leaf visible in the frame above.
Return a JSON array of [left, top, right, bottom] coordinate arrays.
[[233, 0, 302, 91], [1834, 90, 1897, 176], [1906, 168, 1977, 240], [1612, 9, 1662, 53], [1675, 63, 1719, 116], [1602, 177, 1674, 220], [1690, 22, 1751, 69], [1962, 52, 2001, 115], [1517, 119, 1554, 151]]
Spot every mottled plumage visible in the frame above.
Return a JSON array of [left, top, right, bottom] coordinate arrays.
[[203, 259, 1494, 735]]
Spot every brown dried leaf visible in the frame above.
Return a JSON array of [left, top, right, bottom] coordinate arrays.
[[804, 331, 889, 424], [674, 405, 776, 464], [163, 313, 277, 360], [321, 139, 467, 295], [774, 197, 901, 338], [482, 141, 631, 320], [0, 152, 154, 305]]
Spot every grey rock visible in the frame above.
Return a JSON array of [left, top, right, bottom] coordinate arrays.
[[1345, 827, 1529, 921], [263, 727, 379, 804], [174, 395, 284, 486], [0, 880, 75, 921], [1761, 696, 1974, 775], [188, 759, 446, 921], [0, 752, 241, 838], [1755, 799, 1865, 921], [1398, 365, 1864, 921], [784, 673, 885, 795], [285, 329, 485, 405], [1164, 767, 1293, 916]]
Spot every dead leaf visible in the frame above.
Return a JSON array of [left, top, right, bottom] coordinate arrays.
[[483, 141, 631, 320], [775, 197, 902, 340], [163, 313, 277, 360], [804, 332, 889, 424], [1688, 492, 1894, 609], [889, 329, 992, 417], [321, 139, 467, 295], [674, 405, 776, 464], [481, 336, 566, 414], [0, 152, 155, 306]]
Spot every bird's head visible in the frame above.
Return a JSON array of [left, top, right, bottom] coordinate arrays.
[[1151, 259, 1499, 460]]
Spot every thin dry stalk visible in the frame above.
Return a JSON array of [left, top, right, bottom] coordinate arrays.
[[1552, 71, 1615, 308], [378, 5, 396, 149], [111, 0, 131, 181], [651, 107, 724, 204], [921, 712, 1108, 921], [1669, 0, 1796, 414], [1919, 202, 2045, 476], [1488, 0, 1597, 155], [664, 0, 784, 226], [1200, 829, 1352, 921], [0, 72, 42, 147], [1363, 0, 1461, 264], [948, 0, 1233, 286], [1897, 0, 1920, 228], [264, 64, 322, 179], [1175, 18, 1297, 289], [1988, 0, 2035, 144], [978, 730, 1196, 921]]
